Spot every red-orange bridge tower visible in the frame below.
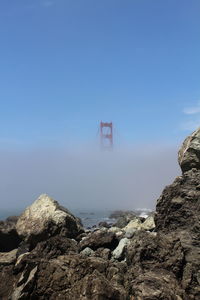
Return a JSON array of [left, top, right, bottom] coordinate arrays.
[[100, 121, 113, 150]]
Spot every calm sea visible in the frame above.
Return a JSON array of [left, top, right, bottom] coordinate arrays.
[[0, 208, 152, 228]]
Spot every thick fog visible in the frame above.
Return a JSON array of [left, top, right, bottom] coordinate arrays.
[[0, 143, 180, 216]]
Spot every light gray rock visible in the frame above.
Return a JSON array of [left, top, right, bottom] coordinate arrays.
[[141, 215, 155, 231], [112, 238, 130, 260], [80, 247, 94, 257], [15, 252, 30, 268], [124, 227, 136, 238], [123, 215, 155, 233], [108, 226, 121, 233], [16, 194, 83, 246], [124, 217, 142, 231], [178, 127, 200, 172], [0, 249, 17, 265]]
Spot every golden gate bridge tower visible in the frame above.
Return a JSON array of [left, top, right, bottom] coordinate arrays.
[[100, 121, 113, 150]]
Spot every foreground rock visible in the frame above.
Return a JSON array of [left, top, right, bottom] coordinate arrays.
[[178, 127, 200, 172], [11, 253, 127, 300], [155, 168, 200, 298], [16, 194, 84, 247]]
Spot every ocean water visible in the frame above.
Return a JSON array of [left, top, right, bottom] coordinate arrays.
[[0, 208, 152, 228], [72, 210, 116, 228]]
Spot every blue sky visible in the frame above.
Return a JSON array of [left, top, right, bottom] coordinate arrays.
[[0, 0, 200, 149], [1, 0, 200, 212]]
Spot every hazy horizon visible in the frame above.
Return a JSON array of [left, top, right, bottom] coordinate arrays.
[[0, 142, 180, 216]]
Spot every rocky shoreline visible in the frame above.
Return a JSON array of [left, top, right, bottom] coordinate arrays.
[[0, 129, 200, 299]]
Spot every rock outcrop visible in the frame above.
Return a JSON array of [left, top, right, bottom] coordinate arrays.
[[16, 194, 83, 247], [178, 127, 200, 172]]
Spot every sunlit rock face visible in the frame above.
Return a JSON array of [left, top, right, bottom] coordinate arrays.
[[155, 128, 200, 299], [16, 194, 84, 247], [178, 127, 200, 173]]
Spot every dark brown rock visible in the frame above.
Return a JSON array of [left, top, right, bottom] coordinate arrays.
[[155, 169, 200, 234], [32, 236, 78, 259], [79, 229, 119, 251], [155, 168, 200, 299], [0, 216, 21, 252], [10, 253, 127, 300]]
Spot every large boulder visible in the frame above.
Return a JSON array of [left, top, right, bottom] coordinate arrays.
[[178, 127, 200, 172], [16, 194, 83, 247]]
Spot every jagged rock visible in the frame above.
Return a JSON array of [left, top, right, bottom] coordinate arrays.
[[10, 254, 127, 299], [129, 270, 184, 300], [125, 230, 186, 298], [112, 238, 130, 260], [14, 252, 30, 272], [124, 217, 142, 231], [155, 169, 200, 233], [0, 217, 21, 252], [94, 247, 111, 260], [32, 235, 78, 259], [79, 229, 119, 251], [0, 264, 16, 299], [155, 167, 200, 299], [126, 231, 184, 277], [0, 249, 17, 265], [178, 127, 200, 172], [16, 194, 84, 247], [141, 214, 155, 231], [12, 265, 38, 300]]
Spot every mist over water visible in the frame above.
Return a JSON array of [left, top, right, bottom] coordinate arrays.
[[0, 143, 180, 216]]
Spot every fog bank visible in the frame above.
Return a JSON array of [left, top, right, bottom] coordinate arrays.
[[0, 144, 180, 214]]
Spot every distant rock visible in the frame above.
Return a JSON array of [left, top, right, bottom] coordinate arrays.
[[109, 210, 136, 222], [98, 221, 111, 228], [178, 127, 200, 172], [16, 194, 84, 247]]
